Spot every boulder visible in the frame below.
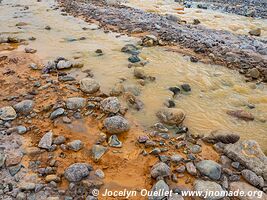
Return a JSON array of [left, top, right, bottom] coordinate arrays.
[[80, 78, 100, 94], [0, 106, 17, 120], [196, 160, 221, 180], [64, 163, 92, 182], [103, 116, 130, 134], [156, 108, 185, 126]]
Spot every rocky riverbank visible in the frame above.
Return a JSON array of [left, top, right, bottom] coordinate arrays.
[[0, 45, 266, 199], [185, 0, 267, 19], [57, 0, 267, 83]]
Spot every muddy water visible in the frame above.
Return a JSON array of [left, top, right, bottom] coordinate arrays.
[[0, 0, 267, 150], [124, 0, 267, 38]]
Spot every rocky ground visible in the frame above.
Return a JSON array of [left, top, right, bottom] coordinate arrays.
[[185, 0, 267, 19], [0, 0, 267, 200], [58, 0, 267, 83]]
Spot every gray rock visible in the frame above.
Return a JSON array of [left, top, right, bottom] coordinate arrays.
[[223, 140, 267, 180], [190, 145, 202, 154], [53, 136, 66, 145], [156, 108, 185, 126], [57, 60, 72, 69], [203, 130, 240, 144], [110, 83, 125, 96], [80, 78, 100, 94], [149, 180, 169, 200], [100, 97, 121, 113], [194, 180, 224, 200], [0, 106, 17, 120], [186, 162, 197, 176], [108, 135, 122, 148], [196, 160, 221, 180], [66, 97, 86, 110], [64, 163, 92, 182], [9, 164, 22, 176], [67, 140, 84, 152], [13, 100, 34, 115], [176, 165, 186, 173], [229, 181, 267, 200], [170, 154, 183, 164], [16, 192, 26, 200], [0, 152, 6, 168], [241, 169, 264, 187], [95, 169, 105, 179], [50, 108, 65, 120], [16, 125, 27, 134], [38, 131, 53, 150], [19, 182, 36, 191], [104, 116, 130, 134], [151, 162, 171, 179], [92, 145, 108, 162]]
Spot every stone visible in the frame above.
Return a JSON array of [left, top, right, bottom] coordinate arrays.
[[16, 192, 26, 200], [150, 162, 171, 179], [66, 97, 86, 110], [138, 135, 149, 143], [110, 83, 125, 96], [92, 145, 108, 162], [203, 130, 240, 144], [95, 169, 105, 179], [148, 180, 169, 200], [13, 100, 34, 115], [156, 108, 185, 126], [181, 84, 191, 92], [16, 126, 27, 134], [128, 55, 141, 63], [229, 182, 267, 200], [169, 87, 181, 96], [56, 60, 72, 69], [100, 97, 120, 113], [50, 108, 65, 120], [108, 135, 122, 148], [249, 28, 261, 36], [103, 116, 130, 134], [5, 152, 23, 167], [223, 140, 267, 179], [190, 145, 202, 154], [67, 140, 84, 152], [153, 123, 168, 133], [134, 67, 146, 79], [24, 47, 37, 54], [53, 136, 66, 145], [186, 162, 197, 176], [248, 68, 260, 79], [0, 152, 6, 168], [9, 164, 22, 176], [0, 106, 17, 120], [176, 165, 186, 173], [169, 193, 184, 200], [196, 160, 221, 180], [226, 110, 254, 121], [38, 131, 53, 150], [80, 78, 100, 94], [19, 182, 36, 191], [194, 180, 224, 200], [171, 154, 183, 164], [241, 169, 264, 187], [64, 163, 92, 182], [45, 175, 60, 182], [121, 44, 139, 55], [193, 19, 201, 25]]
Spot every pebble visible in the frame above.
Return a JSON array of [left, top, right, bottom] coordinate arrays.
[[128, 55, 141, 63], [53, 136, 66, 145], [100, 97, 120, 113], [156, 108, 185, 126], [103, 115, 130, 134], [149, 180, 169, 200], [108, 135, 122, 148], [56, 60, 72, 69], [196, 160, 222, 180], [181, 83, 191, 92], [64, 163, 92, 182], [50, 108, 65, 119], [66, 97, 86, 110], [186, 162, 197, 176], [194, 180, 224, 200], [95, 169, 105, 179], [0, 106, 17, 121], [92, 145, 108, 162], [150, 162, 171, 179], [67, 140, 84, 151], [241, 169, 264, 187], [13, 100, 34, 115], [24, 47, 37, 54], [38, 131, 53, 150], [79, 78, 100, 94]]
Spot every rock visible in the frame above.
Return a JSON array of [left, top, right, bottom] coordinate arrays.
[[169, 193, 184, 200], [100, 97, 120, 113], [196, 160, 221, 180], [249, 28, 261, 36], [0, 106, 17, 120], [203, 130, 240, 144], [166, 14, 180, 22], [226, 110, 254, 121], [92, 145, 108, 162], [50, 108, 65, 120], [80, 78, 100, 94], [38, 131, 53, 150], [13, 100, 34, 115], [176, 165, 186, 173], [19, 182, 36, 191], [150, 162, 171, 179], [16, 192, 26, 200], [186, 162, 197, 176], [62, 116, 72, 123], [148, 180, 169, 200], [229, 182, 267, 200], [0, 152, 6, 168], [181, 84, 191, 92], [5, 152, 23, 167], [95, 169, 105, 179], [171, 154, 183, 164], [193, 19, 201, 25], [56, 60, 72, 69], [241, 169, 264, 187], [156, 108, 185, 126], [16, 125, 27, 134], [223, 140, 267, 179], [110, 83, 125, 96], [142, 35, 158, 47], [153, 123, 169, 133], [169, 87, 180, 96], [121, 44, 139, 55], [248, 68, 260, 79], [128, 55, 141, 63], [64, 163, 92, 182], [108, 135, 122, 148], [9, 164, 22, 176], [45, 175, 60, 182], [53, 136, 66, 145], [24, 47, 37, 54], [103, 116, 130, 134], [194, 180, 224, 200], [138, 135, 149, 143], [67, 140, 84, 151], [45, 25, 51, 30], [190, 145, 202, 154], [66, 97, 86, 110], [134, 67, 146, 79]]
